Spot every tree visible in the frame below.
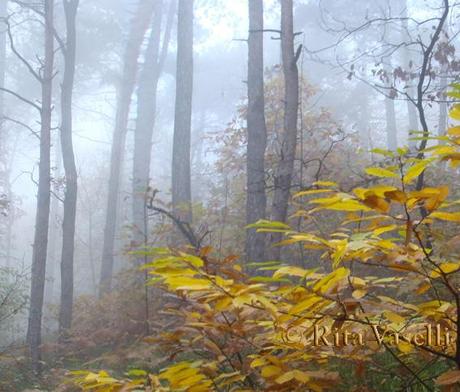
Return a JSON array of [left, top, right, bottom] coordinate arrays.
[[27, 0, 55, 374], [72, 88, 460, 390], [99, 0, 155, 296], [132, 0, 174, 255], [0, 0, 5, 126], [400, 0, 419, 147], [384, 61, 397, 150], [172, 0, 194, 225], [0, 1, 8, 268], [58, 0, 79, 340], [245, 0, 267, 264], [270, 0, 299, 260]]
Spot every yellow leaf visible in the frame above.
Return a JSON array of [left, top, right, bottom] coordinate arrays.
[[430, 262, 460, 278], [383, 311, 405, 324], [365, 167, 398, 178], [450, 104, 460, 121], [250, 357, 266, 368], [362, 195, 390, 213], [352, 289, 367, 299], [447, 126, 460, 136], [273, 266, 314, 279], [416, 282, 431, 294], [398, 341, 413, 353], [275, 370, 310, 384], [373, 225, 398, 236], [313, 267, 350, 294], [384, 190, 407, 203], [313, 180, 337, 187], [430, 211, 460, 222], [261, 365, 282, 378], [289, 295, 324, 315], [165, 276, 212, 291], [404, 160, 431, 184], [294, 189, 333, 198], [436, 370, 460, 386]]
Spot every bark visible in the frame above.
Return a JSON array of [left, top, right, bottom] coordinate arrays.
[[0, 0, 6, 121], [401, 0, 419, 147], [384, 62, 397, 151], [270, 0, 299, 261], [44, 134, 61, 305], [99, 0, 155, 297], [172, 0, 194, 224], [27, 0, 54, 374], [132, 0, 174, 253], [58, 0, 79, 339], [357, 82, 370, 151], [383, 21, 397, 151], [245, 0, 267, 263], [0, 1, 7, 268], [438, 32, 449, 137], [438, 61, 448, 137]]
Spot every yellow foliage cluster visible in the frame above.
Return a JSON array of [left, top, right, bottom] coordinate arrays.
[[70, 86, 460, 391]]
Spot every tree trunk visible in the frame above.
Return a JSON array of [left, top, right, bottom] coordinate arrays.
[[401, 0, 419, 147], [132, 0, 174, 253], [384, 61, 397, 151], [0, 1, 7, 268], [58, 0, 79, 340], [44, 133, 61, 305], [245, 0, 267, 263], [172, 0, 194, 224], [270, 0, 299, 261], [356, 81, 370, 151], [437, 31, 449, 137], [99, 0, 155, 297], [27, 0, 54, 374], [0, 0, 6, 122], [438, 61, 448, 137]]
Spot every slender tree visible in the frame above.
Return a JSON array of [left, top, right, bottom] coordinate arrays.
[[270, 0, 299, 261], [58, 0, 79, 339], [0, 0, 6, 123], [0, 1, 7, 268], [99, 0, 155, 296], [384, 61, 397, 151], [400, 0, 419, 147], [246, 0, 267, 263], [172, 0, 194, 225], [383, 15, 397, 151], [437, 31, 449, 137], [27, 0, 55, 373], [132, 0, 174, 254]]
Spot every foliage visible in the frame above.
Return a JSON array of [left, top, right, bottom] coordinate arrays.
[[68, 87, 460, 391]]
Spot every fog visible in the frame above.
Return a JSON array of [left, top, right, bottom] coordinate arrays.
[[0, 0, 459, 390]]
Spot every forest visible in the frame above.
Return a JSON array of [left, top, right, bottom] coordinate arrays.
[[1, 0, 460, 390]]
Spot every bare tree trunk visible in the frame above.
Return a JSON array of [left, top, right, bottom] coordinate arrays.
[[132, 0, 174, 253], [356, 81, 370, 151], [384, 61, 397, 151], [172, 0, 194, 224], [438, 31, 449, 137], [99, 0, 155, 297], [58, 0, 79, 340], [401, 0, 418, 147], [270, 0, 299, 261], [0, 1, 8, 268], [245, 0, 267, 264], [27, 0, 54, 374], [383, 18, 397, 151], [44, 133, 61, 305], [438, 61, 448, 137], [0, 0, 6, 122]]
